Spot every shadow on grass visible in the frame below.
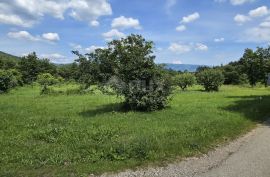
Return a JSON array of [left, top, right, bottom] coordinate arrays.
[[79, 103, 129, 117], [222, 95, 270, 125]]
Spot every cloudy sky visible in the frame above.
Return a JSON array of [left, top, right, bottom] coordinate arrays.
[[0, 0, 269, 65]]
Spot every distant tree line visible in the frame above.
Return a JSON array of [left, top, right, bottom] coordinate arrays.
[[1, 35, 270, 110]]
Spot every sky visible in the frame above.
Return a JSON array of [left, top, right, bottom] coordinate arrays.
[[0, 0, 270, 65]]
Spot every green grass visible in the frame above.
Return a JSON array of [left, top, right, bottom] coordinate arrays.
[[0, 85, 270, 177]]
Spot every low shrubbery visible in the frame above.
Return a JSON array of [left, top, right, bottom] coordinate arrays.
[[196, 69, 225, 91], [37, 73, 59, 94], [0, 69, 22, 93]]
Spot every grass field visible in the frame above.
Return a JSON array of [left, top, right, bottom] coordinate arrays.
[[0, 85, 270, 177]]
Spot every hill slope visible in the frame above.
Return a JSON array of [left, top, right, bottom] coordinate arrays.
[[0, 51, 20, 62], [163, 63, 203, 72]]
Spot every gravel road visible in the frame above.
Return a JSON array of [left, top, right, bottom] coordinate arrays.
[[100, 119, 270, 177]]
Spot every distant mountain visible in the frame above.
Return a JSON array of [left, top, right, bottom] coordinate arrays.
[[163, 63, 204, 72], [0, 51, 20, 62]]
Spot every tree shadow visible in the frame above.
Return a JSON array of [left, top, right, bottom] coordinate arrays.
[[222, 95, 270, 125], [79, 103, 128, 118]]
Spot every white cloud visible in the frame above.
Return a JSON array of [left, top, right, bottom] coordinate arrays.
[[69, 0, 112, 26], [7, 31, 40, 41], [8, 31, 60, 42], [85, 45, 105, 53], [249, 6, 269, 17], [172, 60, 182, 64], [242, 27, 270, 42], [102, 29, 125, 41], [169, 43, 191, 53], [69, 43, 83, 50], [169, 42, 208, 53], [165, 0, 177, 14], [111, 16, 141, 30], [215, 0, 256, 5], [176, 25, 186, 32], [234, 14, 251, 24], [214, 0, 226, 3], [195, 43, 208, 51], [40, 53, 70, 63], [181, 12, 200, 23], [42, 33, 60, 42], [214, 38, 225, 42], [230, 0, 255, 5], [90, 20, 100, 27], [0, 14, 35, 28], [260, 21, 270, 28], [0, 0, 112, 27]]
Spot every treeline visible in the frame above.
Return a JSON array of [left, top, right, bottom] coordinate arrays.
[[1, 35, 270, 110], [217, 47, 270, 86]]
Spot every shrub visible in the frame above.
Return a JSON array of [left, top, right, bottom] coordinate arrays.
[[104, 35, 172, 111], [175, 73, 196, 91], [37, 73, 58, 94], [197, 69, 224, 91], [0, 69, 20, 93]]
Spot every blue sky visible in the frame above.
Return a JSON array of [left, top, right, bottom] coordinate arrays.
[[0, 0, 269, 65]]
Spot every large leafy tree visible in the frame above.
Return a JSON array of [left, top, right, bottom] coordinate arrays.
[[76, 34, 172, 111], [105, 34, 172, 111], [18, 52, 57, 84], [19, 52, 40, 84], [239, 49, 265, 86]]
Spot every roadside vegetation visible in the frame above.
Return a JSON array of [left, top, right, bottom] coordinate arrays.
[[0, 35, 270, 176]]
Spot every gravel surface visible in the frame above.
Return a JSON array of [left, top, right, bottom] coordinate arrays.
[[100, 119, 270, 177]]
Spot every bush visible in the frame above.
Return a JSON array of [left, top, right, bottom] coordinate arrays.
[[104, 35, 172, 111], [0, 69, 21, 93], [175, 73, 196, 91], [197, 69, 224, 91], [37, 73, 58, 94]]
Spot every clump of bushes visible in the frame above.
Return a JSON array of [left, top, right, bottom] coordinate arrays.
[[174, 73, 196, 91], [197, 69, 224, 91], [0, 69, 22, 93], [37, 73, 59, 94]]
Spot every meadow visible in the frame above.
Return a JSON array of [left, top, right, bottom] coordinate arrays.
[[0, 84, 270, 177]]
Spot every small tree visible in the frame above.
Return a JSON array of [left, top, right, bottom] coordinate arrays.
[[37, 73, 58, 94], [197, 69, 224, 91], [175, 73, 196, 91]]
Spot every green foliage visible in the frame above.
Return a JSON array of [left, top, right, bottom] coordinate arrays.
[[0, 69, 21, 93], [37, 73, 58, 94], [223, 46, 270, 87], [57, 63, 79, 81], [74, 34, 172, 111], [72, 51, 101, 89], [103, 34, 172, 111], [175, 72, 196, 90], [197, 69, 225, 91], [19, 52, 57, 84], [0, 51, 19, 70]]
